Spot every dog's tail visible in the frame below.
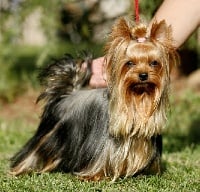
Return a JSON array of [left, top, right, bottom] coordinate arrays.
[[37, 52, 92, 103]]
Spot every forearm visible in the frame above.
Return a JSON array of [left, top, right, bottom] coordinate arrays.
[[151, 0, 200, 48]]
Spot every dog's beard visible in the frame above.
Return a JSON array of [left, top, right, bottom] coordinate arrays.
[[108, 75, 167, 138]]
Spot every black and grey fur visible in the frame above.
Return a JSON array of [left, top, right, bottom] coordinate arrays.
[[10, 54, 162, 181]]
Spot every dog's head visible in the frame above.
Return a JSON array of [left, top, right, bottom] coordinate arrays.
[[105, 17, 179, 138]]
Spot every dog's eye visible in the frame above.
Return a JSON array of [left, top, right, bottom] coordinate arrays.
[[125, 61, 136, 67], [150, 60, 159, 67]]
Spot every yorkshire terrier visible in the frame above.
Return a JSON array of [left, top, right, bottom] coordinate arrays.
[[10, 17, 179, 181]]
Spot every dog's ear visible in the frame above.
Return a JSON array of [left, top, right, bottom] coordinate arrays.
[[150, 20, 179, 72], [150, 20, 173, 45], [110, 17, 132, 41]]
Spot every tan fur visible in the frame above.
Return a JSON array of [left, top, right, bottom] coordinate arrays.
[[10, 123, 62, 175], [77, 137, 155, 181], [77, 17, 179, 180], [105, 17, 178, 138]]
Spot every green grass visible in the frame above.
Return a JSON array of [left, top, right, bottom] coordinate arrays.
[[0, 91, 200, 192]]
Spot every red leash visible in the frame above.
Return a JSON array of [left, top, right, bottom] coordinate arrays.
[[134, 0, 139, 23]]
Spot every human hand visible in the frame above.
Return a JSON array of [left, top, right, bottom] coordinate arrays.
[[89, 57, 107, 88]]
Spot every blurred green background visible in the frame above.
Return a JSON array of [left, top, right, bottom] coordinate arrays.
[[0, 0, 199, 101]]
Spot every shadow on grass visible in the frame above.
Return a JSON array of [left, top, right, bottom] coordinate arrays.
[[164, 118, 200, 153], [188, 118, 200, 144]]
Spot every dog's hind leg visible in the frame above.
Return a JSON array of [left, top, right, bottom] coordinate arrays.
[[10, 54, 92, 176]]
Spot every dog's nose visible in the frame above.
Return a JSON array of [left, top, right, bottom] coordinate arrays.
[[139, 73, 148, 81]]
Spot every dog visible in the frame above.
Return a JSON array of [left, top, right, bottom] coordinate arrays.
[[10, 17, 179, 181]]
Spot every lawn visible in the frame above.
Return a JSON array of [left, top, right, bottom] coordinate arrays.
[[0, 90, 200, 192]]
